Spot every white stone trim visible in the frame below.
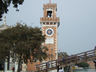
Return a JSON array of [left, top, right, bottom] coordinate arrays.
[[42, 25, 57, 27], [56, 25, 58, 59], [46, 8, 53, 11]]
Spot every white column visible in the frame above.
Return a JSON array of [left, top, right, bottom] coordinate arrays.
[[9, 57, 13, 70], [15, 62, 18, 72], [4, 60, 8, 72]]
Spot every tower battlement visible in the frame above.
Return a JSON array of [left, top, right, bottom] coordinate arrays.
[[40, 17, 59, 23], [43, 3, 57, 9]]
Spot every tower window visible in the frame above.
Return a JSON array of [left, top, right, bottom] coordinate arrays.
[[50, 22, 53, 25], [47, 11, 52, 17], [43, 22, 45, 24], [54, 22, 56, 25], [47, 22, 49, 24]]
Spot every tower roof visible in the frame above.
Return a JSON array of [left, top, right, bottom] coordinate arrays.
[[40, 3, 60, 27], [43, 3, 57, 9]]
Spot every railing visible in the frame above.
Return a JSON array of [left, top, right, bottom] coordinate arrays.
[[36, 48, 96, 72]]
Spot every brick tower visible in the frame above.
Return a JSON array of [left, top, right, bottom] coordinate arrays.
[[40, 2, 60, 61], [27, 2, 60, 72]]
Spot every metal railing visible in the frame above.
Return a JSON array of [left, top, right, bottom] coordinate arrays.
[[36, 48, 96, 72]]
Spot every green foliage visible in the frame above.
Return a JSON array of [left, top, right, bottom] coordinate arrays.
[[76, 62, 89, 68], [58, 52, 69, 59], [0, 23, 48, 63], [64, 66, 70, 72], [0, 0, 24, 21]]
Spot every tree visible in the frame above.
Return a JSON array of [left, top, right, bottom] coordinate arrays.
[[0, 23, 48, 72], [58, 52, 69, 59], [76, 62, 89, 68], [0, 0, 24, 21]]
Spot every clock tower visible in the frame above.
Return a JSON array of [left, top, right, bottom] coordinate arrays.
[[40, 3, 60, 60]]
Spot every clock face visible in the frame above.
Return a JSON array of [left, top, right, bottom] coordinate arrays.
[[46, 28, 54, 36]]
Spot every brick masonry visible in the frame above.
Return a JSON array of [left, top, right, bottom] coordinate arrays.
[[27, 3, 60, 71]]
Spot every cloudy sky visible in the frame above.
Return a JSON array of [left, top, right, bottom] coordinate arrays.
[[0, 0, 96, 55]]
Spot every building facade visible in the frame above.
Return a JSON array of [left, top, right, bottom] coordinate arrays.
[[0, 16, 9, 31], [40, 3, 60, 61]]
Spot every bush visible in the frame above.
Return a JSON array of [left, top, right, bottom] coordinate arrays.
[[76, 62, 89, 68]]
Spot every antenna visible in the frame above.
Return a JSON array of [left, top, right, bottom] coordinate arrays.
[[49, 0, 51, 3]]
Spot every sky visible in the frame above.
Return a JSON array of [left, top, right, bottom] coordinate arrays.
[[0, 0, 96, 55]]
